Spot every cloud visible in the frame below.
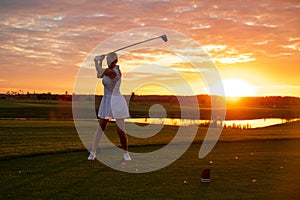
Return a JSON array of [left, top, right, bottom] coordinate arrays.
[[214, 54, 256, 64], [0, 0, 299, 95], [282, 44, 300, 51]]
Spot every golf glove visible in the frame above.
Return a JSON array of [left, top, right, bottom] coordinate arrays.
[[94, 55, 105, 61]]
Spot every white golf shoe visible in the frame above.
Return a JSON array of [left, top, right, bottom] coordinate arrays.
[[123, 152, 132, 161], [88, 152, 96, 160]]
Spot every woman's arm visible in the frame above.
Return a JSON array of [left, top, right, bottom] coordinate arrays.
[[94, 55, 116, 79], [94, 55, 105, 78]]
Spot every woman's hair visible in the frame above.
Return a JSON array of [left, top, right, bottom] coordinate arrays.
[[106, 52, 118, 67]]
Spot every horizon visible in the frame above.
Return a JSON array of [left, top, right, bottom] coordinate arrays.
[[1, 0, 299, 97], [2, 91, 300, 99]]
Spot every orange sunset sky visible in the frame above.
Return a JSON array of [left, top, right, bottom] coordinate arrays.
[[0, 0, 299, 97]]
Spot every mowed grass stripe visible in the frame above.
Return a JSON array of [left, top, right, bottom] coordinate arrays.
[[1, 120, 300, 159], [1, 141, 299, 199]]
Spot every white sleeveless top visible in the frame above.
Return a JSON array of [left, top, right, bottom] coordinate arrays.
[[98, 65, 129, 119]]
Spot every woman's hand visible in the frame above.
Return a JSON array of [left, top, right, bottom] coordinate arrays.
[[94, 55, 105, 62]]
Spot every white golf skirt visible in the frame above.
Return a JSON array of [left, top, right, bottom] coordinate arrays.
[[98, 94, 129, 120]]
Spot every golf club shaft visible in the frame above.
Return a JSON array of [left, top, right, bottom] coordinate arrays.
[[112, 35, 163, 53]]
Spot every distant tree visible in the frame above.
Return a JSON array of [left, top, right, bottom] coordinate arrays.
[[131, 92, 135, 101]]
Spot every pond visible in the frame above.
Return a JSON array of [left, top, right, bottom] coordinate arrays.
[[124, 118, 300, 129]]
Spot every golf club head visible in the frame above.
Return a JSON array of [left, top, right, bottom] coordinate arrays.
[[161, 35, 168, 42]]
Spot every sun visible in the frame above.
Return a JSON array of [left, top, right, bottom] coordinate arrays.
[[222, 78, 256, 97]]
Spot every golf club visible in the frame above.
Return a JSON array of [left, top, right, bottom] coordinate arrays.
[[95, 35, 168, 60], [111, 34, 168, 53], [94, 35, 167, 61]]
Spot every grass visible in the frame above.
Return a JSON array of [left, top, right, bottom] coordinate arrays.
[[1, 119, 300, 199], [2, 119, 299, 159], [0, 100, 73, 119], [2, 99, 300, 120], [1, 100, 300, 199], [0, 120, 82, 159], [1, 140, 299, 199]]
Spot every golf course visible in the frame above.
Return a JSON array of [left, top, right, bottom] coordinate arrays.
[[1, 99, 300, 199], [2, 0, 300, 199]]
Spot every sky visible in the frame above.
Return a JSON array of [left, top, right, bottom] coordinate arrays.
[[0, 0, 299, 97]]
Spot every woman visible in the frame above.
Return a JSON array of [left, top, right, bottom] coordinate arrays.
[[88, 52, 131, 161]]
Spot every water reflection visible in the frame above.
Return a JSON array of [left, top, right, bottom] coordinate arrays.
[[124, 118, 300, 129]]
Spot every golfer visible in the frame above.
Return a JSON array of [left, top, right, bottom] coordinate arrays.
[[88, 52, 131, 161]]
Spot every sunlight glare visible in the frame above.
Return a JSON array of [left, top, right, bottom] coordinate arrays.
[[223, 78, 255, 97]]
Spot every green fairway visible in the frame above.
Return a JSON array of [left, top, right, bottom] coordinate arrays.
[[2, 120, 299, 159], [0, 120, 83, 159], [2, 99, 300, 120], [1, 119, 300, 199], [1, 141, 299, 199]]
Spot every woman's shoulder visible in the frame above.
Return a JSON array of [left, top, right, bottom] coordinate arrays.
[[114, 65, 121, 71]]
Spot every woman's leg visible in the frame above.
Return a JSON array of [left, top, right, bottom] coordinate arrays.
[[115, 119, 128, 151], [91, 118, 108, 153]]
